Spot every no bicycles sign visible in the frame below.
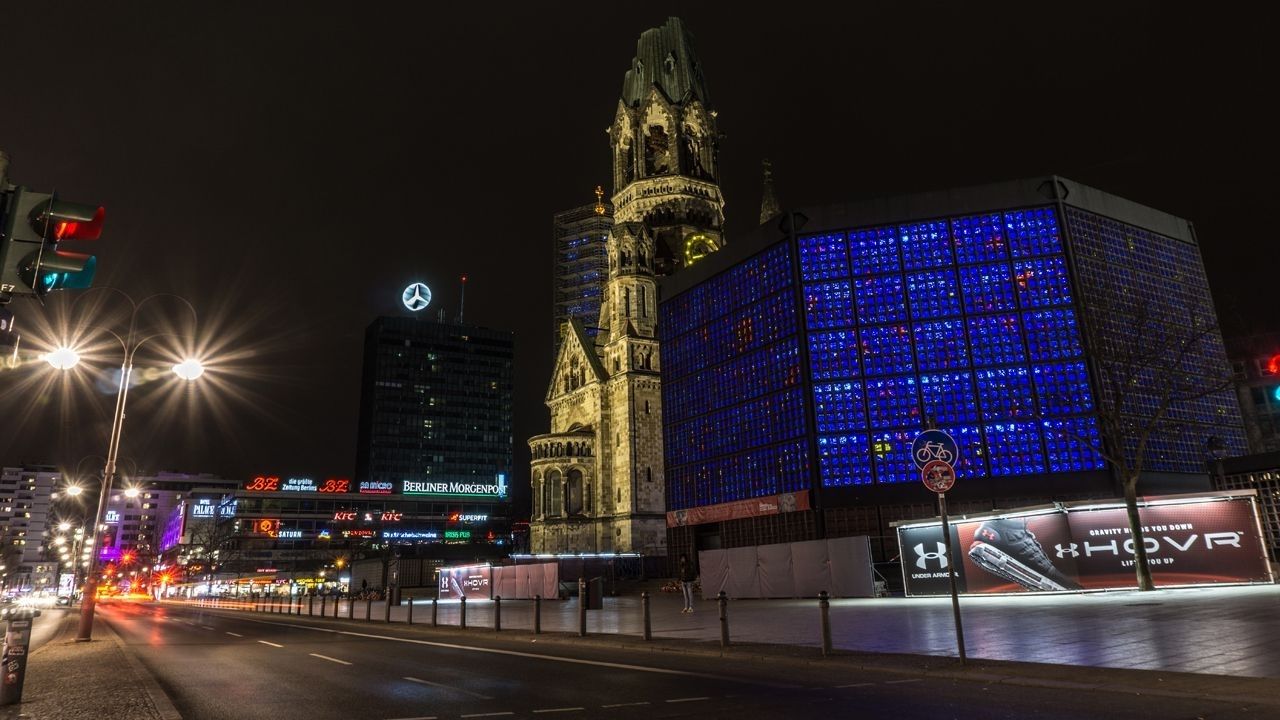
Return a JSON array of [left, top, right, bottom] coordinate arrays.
[[921, 459, 956, 493]]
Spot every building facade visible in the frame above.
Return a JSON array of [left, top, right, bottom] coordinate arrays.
[[1211, 451, 1280, 561], [553, 189, 613, 356], [355, 316, 514, 493], [659, 177, 1247, 563], [529, 17, 725, 556], [0, 465, 58, 590]]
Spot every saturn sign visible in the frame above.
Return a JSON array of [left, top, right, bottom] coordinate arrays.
[[402, 282, 432, 312]]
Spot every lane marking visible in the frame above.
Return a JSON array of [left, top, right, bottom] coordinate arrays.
[[666, 697, 710, 703], [460, 714, 513, 719], [201, 625, 217, 630], [532, 709, 584, 714], [225, 632, 243, 638], [310, 653, 352, 666], [601, 702, 650, 708], [403, 676, 494, 700], [385, 717, 436, 720], [885, 679, 923, 684], [258, 640, 283, 648], [835, 682, 874, 688], [166, 608, 796, 688]]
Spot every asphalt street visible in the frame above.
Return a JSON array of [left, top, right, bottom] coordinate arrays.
[[100, 601, 1261, 720]]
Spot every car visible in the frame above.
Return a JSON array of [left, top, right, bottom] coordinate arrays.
[[55, 595, 73, 606]]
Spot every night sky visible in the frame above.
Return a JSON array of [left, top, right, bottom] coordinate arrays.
[[0, 4, 1270, 513]]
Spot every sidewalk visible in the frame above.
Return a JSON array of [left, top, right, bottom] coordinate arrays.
[[0, 611, 179, 720], [205, 581, 1280, 678]]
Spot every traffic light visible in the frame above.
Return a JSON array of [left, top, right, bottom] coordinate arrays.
[[1, 186, 102, 302]]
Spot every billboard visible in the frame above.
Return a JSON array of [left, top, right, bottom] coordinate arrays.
[[438, 564, 492, 600], [667, 491, 810, 528], [898, 492, 1273, 596]]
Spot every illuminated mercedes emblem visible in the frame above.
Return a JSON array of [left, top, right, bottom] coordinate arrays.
[[402, 282, 432, 312]]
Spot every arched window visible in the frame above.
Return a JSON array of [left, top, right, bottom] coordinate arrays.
[[532, 471, 542, 518], [547, 469, 563, 517], [567, 468, 584, 515]]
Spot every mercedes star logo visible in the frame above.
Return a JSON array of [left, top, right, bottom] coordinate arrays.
[[402, 282, 432, 312]]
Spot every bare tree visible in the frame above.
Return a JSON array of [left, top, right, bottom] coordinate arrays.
[[184, 518, 242, 585], [1071, 294, 1235, 591]]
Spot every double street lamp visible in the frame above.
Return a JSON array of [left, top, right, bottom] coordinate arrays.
[[42, 290, 205, 642]]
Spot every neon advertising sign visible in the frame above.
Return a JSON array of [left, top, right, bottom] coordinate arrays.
[[359, 481, 395, 495], [246, 475, 352, 493]]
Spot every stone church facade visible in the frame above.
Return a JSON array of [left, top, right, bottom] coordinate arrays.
[[529, 17, 725, 557]]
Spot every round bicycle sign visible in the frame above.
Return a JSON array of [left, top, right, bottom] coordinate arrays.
[[911, 429, 959, 469], [921, 459, 956, 493]]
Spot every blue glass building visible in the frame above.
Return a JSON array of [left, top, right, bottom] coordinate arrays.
[[659, 177, 1246, 557]]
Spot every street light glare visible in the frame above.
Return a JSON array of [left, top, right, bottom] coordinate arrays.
[[65, 485, 84, 496], [173, 358, 205, 381], [43, 346, 81, 370], [124, 487, 141, 498]]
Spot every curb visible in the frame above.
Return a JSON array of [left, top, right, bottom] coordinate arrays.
[[96, 615, 184, 720]]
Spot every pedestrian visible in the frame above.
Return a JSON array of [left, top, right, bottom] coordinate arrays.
[[678, 553, 696, 613]]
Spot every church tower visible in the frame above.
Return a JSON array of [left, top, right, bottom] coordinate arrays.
[[529, 17, 725, 558]]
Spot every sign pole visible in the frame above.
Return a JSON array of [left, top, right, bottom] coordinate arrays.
[[938, 491, 966, 665]]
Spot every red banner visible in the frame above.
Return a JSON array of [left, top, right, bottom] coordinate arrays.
[[667, 491, 810, 528]]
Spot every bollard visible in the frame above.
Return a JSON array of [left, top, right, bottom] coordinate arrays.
[[432, 598, 438, 627], [384, 596, 392, 623], [365, 598, 373, 621], [534, 594, 542, 634], [333, 596, 340, 618], [407, 597, 414, 625], [819, 591, 832, 657], [718, 591, 729, 648], [578, 577, 587, 637], [642, 591, 652, 641], [460, 596, 467, 629], [349, 598, 355, 620], [494, 596, 502, 632], [320, 596, 327, 617], [309, 596, 314, 617]]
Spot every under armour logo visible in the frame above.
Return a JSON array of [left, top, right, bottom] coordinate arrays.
[[1055, 543, 1079, 558], [914, 542, 948, 569]]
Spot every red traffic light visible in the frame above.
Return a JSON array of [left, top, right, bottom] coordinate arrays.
[[30, 200, 105, 241]]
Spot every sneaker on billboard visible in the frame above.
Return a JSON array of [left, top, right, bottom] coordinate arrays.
[[967, 518, 1082, 591]]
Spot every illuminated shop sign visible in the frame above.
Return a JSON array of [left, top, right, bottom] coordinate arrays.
[[444, 530, 471, 540], [450, 513, 489, 523], [897, 491, 1274, 597], [253, 519, 281, 536], [333, 511, 357, 521], [403, 481, 502, 498], [359, 481, 395, 495], [333, 510, 403, 523], [219, 497, 239, 517], [276, 529, 303, 539], [105, 510, 120, 524], [246, 476, 353, 493], [382, 530, 440, 541], [191, 498, 217, 518], [342, 529, 375, 539]]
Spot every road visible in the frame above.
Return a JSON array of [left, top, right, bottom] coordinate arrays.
[[99, 601, 1259, 720]]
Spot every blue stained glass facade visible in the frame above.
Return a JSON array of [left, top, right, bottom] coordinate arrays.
[[662, 244, 811, 510], [795, 207, 1105, 487], [1064, 207, 1248, 470]]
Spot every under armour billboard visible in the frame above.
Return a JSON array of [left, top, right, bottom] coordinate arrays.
[[897, 491, 1273, 596]]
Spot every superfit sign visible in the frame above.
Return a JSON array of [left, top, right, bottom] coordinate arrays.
[[898, 492, 1272, 596]]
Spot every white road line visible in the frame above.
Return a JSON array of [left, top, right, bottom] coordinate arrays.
[[200, 625, 216, 630], [225, 632, 243, 637], [460, 714, 513, 719], [310, 653, 352, 666], [222, 615, 797, 688], [532, 708, 584, 714], [884, 679, 923, 684], [601, 702, 650, 708], [258, 640, 283, 648], [666, 697, 710, 703], [835, 682, 875, 688], [403, 676, 494, 700], [385, 717, 437, 720]]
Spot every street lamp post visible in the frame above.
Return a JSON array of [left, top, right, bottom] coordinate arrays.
[[44, 290, 204, 642]]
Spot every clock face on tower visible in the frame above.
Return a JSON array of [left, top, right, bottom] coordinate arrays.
[[402, 282, 432, 312]]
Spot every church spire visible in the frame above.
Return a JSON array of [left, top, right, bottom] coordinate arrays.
[[760, 158, 781, 226]]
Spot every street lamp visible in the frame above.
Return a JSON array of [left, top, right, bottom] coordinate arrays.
[[44, 290, 204, 642]]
